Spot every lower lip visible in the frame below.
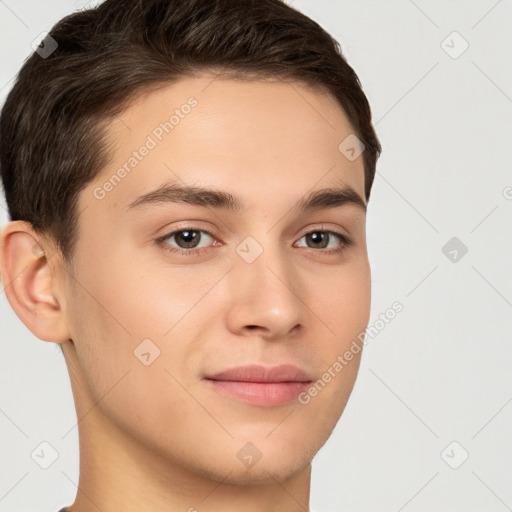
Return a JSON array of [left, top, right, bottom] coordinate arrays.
[[205, 379, 311, 407]]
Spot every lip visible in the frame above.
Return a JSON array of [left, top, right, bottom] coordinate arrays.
[[204, 364, 313, 407]]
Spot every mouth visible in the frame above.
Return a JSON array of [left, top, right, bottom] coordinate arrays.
[[204, 364, 313, 407]]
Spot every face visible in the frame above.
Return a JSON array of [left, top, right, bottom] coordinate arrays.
[[60, 75, 371, 484]]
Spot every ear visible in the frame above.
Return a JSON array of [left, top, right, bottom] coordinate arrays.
[[0, 220, 71, 343]]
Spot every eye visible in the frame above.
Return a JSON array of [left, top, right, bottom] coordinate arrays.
[[156, 227, 218, 257], [294, 229, 353, 255]]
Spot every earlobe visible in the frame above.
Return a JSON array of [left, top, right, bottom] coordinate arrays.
[[0, 220, 71, 343]]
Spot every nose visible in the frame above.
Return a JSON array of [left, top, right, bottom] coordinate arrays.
[[224, 243, 306, 341]]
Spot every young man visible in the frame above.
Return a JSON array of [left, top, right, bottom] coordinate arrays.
[[0, 0, 381, 510]]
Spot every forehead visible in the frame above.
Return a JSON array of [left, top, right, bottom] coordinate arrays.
[[85, 75, 365, 214]]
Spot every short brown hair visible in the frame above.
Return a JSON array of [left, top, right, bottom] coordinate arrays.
[[0, 0, 381, 264]]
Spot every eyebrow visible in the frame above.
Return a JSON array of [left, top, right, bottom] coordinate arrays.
[[125, 180, 367, 214]]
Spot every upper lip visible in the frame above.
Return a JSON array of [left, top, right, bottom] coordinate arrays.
[[205, 364, 313, 383]]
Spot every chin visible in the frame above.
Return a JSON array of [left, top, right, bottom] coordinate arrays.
[[198, 456, 312, 486]]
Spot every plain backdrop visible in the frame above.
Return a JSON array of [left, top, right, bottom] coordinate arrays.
[[1, 1, 511, 511]]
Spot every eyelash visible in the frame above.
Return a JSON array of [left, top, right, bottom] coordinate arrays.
[[155, 225, 354, 258]]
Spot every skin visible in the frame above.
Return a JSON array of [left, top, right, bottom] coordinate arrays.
[[0, 75, 371, 512]]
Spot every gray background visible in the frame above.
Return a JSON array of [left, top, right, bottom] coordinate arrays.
[[1, 1, 511, 511]]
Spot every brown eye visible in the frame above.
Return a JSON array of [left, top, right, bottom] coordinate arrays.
[[172, 230, 203, 249], [295, 230, 352, 255], [305, 231, 330, 249], [156, 227, 218, 257]]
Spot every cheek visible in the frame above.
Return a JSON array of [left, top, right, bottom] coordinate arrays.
[[105, 243, 220, 336], [64, 271, 181, 444], [64, 249, 213, 407], [62, 244, 155, 398], [318, 259, 371, 344], [304, 259, 370, 408]]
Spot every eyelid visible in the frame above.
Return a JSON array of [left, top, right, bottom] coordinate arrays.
[[156, 223, 350, 242], [298, 223, 351, 239], [155, 221, 218, 240]]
